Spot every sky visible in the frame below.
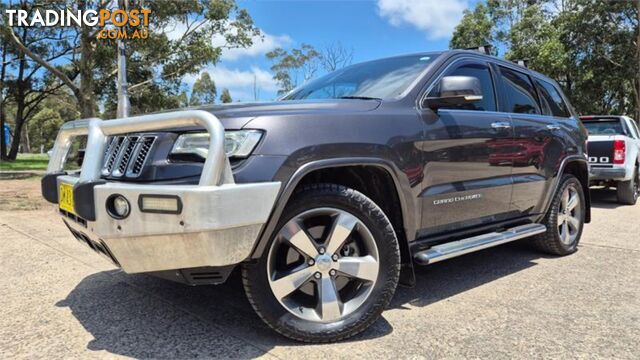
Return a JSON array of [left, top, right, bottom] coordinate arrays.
[[175, 0, 480, 102]]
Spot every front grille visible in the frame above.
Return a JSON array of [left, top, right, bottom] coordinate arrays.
[[101, 135, 156, 178]]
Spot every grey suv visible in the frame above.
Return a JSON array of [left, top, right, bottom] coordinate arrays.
[[42, 50, 590, 342]]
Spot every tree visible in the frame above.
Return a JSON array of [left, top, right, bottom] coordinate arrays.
[[319, 42, 353, 72], [1, 5, 68, 160], [220, 88, 232, 103], [266, 44, 320, 95], [190, 71, 217, 106], [27, 92, 79, 152], [5, 0, 261, 119], [449, 0, 640, 120], [449, 3, 495, 52]]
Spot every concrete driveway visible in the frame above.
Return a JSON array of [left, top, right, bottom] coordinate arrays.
[[0, 179, 638, 359]]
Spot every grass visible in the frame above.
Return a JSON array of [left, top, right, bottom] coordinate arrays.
[[0, 153, 49, 171]]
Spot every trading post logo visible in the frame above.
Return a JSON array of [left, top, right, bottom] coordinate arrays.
[[5, 8, 151, 40]]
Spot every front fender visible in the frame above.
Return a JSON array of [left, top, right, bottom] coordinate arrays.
[[248, 157, 420, 260]]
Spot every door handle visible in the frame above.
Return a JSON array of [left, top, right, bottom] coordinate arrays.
[[546, 124, 561, 131], [491, 121, 512, 130]]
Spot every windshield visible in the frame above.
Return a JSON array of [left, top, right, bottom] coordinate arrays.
[[282, 54, 439, 100], [583, 120, 625, 135]]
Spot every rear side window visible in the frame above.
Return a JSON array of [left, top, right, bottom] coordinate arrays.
[[498, 66, 540, 115], [582, 121, 625, 135], [428, 62, 496, 112], [627, 119, 640, 139], [535, 79, 570, 117]]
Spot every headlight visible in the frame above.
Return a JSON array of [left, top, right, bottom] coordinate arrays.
[[171, 130, 263, 159]]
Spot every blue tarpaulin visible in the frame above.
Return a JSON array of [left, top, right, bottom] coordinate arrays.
[[3, 124, 10, 146]]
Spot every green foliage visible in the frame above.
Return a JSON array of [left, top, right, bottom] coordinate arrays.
[[220, 88, 232, 103], [0, 153, 48, 171], [450, 3, 495, 53], [450, 0, 640, 119], [266, 44, 320, 95], [190, 71, 217, 106], [5, 0, 260, 118]]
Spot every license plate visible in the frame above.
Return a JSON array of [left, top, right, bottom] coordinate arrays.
[[59, 183, 75, 214]]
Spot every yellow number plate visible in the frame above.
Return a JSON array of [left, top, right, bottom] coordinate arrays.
[[59, 183, 75, 214]]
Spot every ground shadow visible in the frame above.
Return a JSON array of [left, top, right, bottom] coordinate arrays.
[[589, 187, 624, 209], [58, 240, 552, 358]]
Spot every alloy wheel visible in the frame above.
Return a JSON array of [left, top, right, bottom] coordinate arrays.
[[557, 184, 582, 245], [267, 207, 380, 323]]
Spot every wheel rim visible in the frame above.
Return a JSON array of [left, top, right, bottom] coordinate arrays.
[[557, 185, 582, 245], [267, 207, 380, 323]]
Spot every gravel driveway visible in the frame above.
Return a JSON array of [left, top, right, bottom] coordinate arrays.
[[0, 179, 638, 359]]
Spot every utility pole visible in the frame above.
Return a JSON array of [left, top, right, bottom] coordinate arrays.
[[116, 0, 130, 118]]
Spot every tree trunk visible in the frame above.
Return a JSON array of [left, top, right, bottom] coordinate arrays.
[[8, 29, 28, 160], [0, 38, 8, 160], [77, 1, 95, 118]]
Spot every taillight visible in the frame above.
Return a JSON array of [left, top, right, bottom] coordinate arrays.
[[613, 140, 625, 164]]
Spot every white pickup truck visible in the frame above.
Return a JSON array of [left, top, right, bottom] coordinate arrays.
[[581, 115, 640, 204]]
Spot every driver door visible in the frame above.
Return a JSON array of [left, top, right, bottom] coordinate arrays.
[[417, 59, 515, 236]]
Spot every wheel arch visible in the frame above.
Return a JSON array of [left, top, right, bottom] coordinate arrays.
[[543, 156, 591, 223], [249, 158, 418, 286]]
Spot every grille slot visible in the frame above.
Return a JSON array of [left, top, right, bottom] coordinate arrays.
[[101, 135, 156, 178]]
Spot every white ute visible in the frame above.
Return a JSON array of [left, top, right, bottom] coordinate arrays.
[[581, 115, 640, 204]]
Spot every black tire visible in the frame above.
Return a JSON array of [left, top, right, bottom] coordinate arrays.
[[616, 167, 639, 205], [242, 183, 401, 343], [532, 174, 585, 256]]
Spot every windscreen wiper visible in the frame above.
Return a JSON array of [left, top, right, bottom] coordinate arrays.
[[338, 96, 382, 100]]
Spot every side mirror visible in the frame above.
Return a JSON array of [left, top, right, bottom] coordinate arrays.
[[423, 75, 483, 111]]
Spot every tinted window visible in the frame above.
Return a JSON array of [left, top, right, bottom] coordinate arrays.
[[535, 79, 570, 117], [428, 62, 496, 111], [627, 119, 640, 139], [499, 66, 540, 114], [582, 121, 625, 135], [283, 54, 438, 100]]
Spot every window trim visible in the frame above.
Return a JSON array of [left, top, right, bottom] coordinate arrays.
[[418, 57, 498, 112], [496, 65, 542, 116]]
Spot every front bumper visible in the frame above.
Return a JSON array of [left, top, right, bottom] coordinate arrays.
[[42, 110, 280, 274]]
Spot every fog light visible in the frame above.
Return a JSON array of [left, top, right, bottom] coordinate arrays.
[[138, 195, 182, 214], [106, 194, 130, 219]]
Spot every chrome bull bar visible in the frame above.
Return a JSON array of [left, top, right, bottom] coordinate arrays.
[[46, 110, 232, 186], [44, 110, 282, 273]]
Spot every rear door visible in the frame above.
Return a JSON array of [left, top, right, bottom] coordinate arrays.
[[496, 66, 567, 217], [418, 58, 515, 235]]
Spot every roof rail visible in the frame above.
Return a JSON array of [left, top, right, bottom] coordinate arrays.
[[511, 59, 529, 68], [463, 45, 494, 55]]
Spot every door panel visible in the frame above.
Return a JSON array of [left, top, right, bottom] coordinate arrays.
[[508, 114, 564, 216], [418, 109, 515, 235], [495, 66, 565, 216]]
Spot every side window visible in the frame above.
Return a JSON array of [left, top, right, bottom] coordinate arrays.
[[535, 79, 570, 118], [428, 62, 496, 111], [627, 119, 640, 139], [498, 66, 540, 115]]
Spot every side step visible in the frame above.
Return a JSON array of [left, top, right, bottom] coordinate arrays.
[[413, 223, 546, 265]]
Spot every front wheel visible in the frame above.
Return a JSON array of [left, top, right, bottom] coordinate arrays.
[[532, 174, 585, 255], [242, 184, 400, 343]]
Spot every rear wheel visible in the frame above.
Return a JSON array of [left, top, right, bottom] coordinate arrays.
[[242, 184, 400, 343], [616, 167, 639, 205], [532, 174, 585, 255]]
